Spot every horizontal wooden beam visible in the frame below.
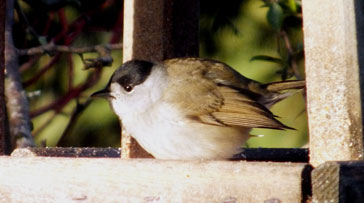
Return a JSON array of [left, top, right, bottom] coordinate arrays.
[[0, 156, 312, 202], [312, 161, 364, 202], [11, 147, 309, 162]]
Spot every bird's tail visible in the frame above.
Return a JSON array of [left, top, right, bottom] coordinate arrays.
[[264, 80, 305, 92], [259, 80, 305, 108]]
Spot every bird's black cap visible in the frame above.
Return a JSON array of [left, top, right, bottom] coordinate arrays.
[[91, 60, 154, 98]]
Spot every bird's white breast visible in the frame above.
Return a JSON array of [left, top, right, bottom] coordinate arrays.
[[121, 101, 249, 159]]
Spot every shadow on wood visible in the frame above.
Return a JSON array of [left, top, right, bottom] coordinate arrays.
[[11, 147, 309, 163]]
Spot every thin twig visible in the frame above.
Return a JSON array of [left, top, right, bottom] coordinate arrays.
[[57, 8, 68, 40], [23, 53, 61, 88], [42, 11, 55, 35], [32, 112, 57, 137], [17, 43, 123, 56], [280, 30, 306, 105], [30, 68, 101, 118], [14, 0, 41, 42], [19, 55, 40, 72], [280, 30, 302, 80], [67, 53, 74, 90], [57, 99, 92, 146]]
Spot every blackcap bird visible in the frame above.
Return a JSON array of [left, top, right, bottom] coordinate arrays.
[[92, 57, 304, 160]]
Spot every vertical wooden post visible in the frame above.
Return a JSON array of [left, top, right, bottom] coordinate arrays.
[[122, 0, 199, 158], [302, 0, 364, 167], [0, 0, 9, 155]]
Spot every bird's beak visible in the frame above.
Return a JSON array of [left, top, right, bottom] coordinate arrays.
[[91, 88, 112, 98]]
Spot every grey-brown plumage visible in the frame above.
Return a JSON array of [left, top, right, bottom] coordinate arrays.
[[92, 57, 305, 159], [163, 58, 302, 130]]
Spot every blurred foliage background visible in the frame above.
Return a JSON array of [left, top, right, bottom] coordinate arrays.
[[14, 0, 307, 149]]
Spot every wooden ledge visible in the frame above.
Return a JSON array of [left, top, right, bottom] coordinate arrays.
[[0, 156, 312, 202]]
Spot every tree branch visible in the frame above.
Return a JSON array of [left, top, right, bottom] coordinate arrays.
[[5, 0, 35, 148], [0, 0, 11, 154], [18, 43, 122, 70], [17, 43, 123, 56]]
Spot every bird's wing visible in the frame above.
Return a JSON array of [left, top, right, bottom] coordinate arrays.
[[163, 58, 290, 130]]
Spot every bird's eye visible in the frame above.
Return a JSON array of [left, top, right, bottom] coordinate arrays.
[[124, 85, 133, 92]]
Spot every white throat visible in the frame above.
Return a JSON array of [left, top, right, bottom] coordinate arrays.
[[109, 64, 168, 121]]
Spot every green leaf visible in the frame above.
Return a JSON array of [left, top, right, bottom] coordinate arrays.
[[267, 3, 284, 30], [287, 0, 297, 13], [250, 55, 284, 64]]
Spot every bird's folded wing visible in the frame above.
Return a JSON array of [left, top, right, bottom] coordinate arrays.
[[163, 57, 290, 130], [199, 86, 290, 129]]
